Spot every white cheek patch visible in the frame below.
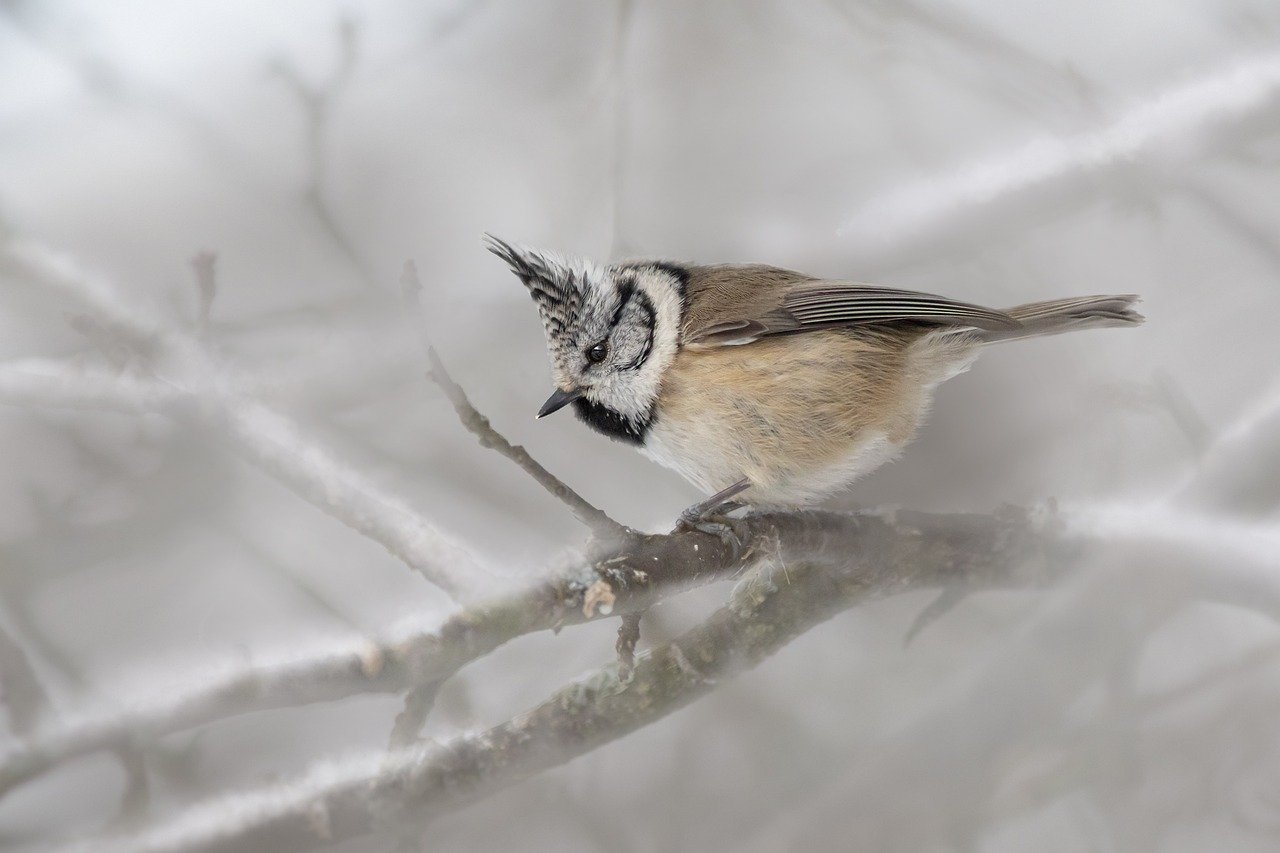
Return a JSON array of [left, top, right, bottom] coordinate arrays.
[[586, 269, 683, 425]]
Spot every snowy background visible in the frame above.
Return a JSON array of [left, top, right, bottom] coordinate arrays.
[[2, 0, 1280, 850]]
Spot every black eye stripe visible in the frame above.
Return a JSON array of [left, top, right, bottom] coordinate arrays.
[[620, 292, 656, 371], [607, 279, 637, 332]]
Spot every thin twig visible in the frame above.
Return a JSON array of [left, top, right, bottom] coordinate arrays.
[[388, 681, 443, 750], [0, 617, 49, 735], [269, 18, 379, 290], [1176, 376, 1280, 514], [111, 737, 152, 828], [616, 612, 642, 679], [190, 251, 217, 336], [400, 260, 628, 540], [1149, 369, 1210, 456]]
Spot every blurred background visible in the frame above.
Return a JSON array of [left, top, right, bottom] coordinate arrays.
[[1, 0, 1280, 849]]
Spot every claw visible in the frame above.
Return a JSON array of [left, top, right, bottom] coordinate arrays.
[[673, 479, 753, 557], [674, 515, 747, 558]]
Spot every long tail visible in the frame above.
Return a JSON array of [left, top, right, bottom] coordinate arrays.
[[980, 294, 1143, 342]]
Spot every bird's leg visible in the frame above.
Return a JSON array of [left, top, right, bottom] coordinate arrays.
[[680, 478, 752, 522], [674, 478, 752, 555]]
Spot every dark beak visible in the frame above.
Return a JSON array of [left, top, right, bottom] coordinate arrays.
[[537, 386, 583, 419]]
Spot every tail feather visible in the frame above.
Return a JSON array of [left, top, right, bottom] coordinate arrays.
[[982, 294, 1143, 342]]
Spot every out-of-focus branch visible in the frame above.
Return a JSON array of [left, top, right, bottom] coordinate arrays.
[[0, 239, 488, 600], [0, 358, 182, 412], [0, 609, 151, 824], [387, 681, 442, 750], [635, 507, 1264, 853], [86, 510, 1063, 853], [400, 261, 627, 539], [209, 395, 488, 599], [0, 617, 50, 736], [835, 53, 1280, 274], [825, 0, 1103, 119], [190, 251, 216, 336], [992, 640, 1280, 824], [268, 18, 379, 290], [750, 510, 1280, 851], [1176, 377, 1280, 514], [1149, 369, 1210, 456], [0, 506, 1059, 804]]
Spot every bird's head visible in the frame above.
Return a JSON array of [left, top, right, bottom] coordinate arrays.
[[483, 234, 686, 438]]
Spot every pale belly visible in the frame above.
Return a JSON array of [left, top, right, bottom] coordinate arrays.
[[640, 329, 977, 507], [642, 419, 906, 506]]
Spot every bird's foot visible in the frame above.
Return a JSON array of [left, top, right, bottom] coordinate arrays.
[[673, 514, 748, 558], [672, 478, 753, 557]]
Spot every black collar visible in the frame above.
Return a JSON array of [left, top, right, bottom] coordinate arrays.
[[571, 396, 653, 445]]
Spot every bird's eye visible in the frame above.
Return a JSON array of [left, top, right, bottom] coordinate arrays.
[[586, 340, 609, 364]]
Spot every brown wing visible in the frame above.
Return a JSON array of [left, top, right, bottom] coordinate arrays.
[[682, 264, 1020, 347]]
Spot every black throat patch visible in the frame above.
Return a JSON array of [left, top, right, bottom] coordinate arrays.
[[571, 397, 654, 446]]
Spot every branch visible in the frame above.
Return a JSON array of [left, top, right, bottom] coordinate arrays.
[[1175, 377, 1280, 514], [0, 358, 181, 412], [206, 394, 489, 600], [835, 53, 1280, 273], [769, 518, 1280, 852], [0, 507, 1060, 804], [400, 261, 627, 539], [89, 510, 1062, 853], [425, 346, 626, 538], [1, 239, 488, 600], [268, 18, 378, 290], [0, 618, 50, 735]]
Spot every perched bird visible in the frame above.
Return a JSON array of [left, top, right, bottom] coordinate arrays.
[[484, 234, 1142, 518]]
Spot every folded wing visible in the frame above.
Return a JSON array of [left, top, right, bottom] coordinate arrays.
[[683, 265, 1020, 347]]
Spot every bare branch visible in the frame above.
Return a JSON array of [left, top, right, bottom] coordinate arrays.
[[208, 394, 489, 600], [0, 506, 1058, 804], [1149, 369, 1210, 456], [400, 260, 627, 539], [774, 519, 1280, 852], [189, 251, 217, 336], [835, 54, 1280, 273], [86, 509, 1062, 853], [268, 18, 378, 290], [388, 681, 442, 750], [1176, 377, 1280, 514], [0, 617, 50, 735], [0, 359, 182, 412], [9, 501, 1275, 808], [1, 239, 489, 600]]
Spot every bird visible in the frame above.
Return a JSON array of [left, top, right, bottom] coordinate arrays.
[[483, 234, 1142, 521]]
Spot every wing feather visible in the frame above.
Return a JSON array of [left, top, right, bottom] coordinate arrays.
[[783, 284, 1017, 331], [682, 265, 1020, 347]]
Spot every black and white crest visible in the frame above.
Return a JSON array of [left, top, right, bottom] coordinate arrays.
[[484, 233, 688, 445], [483, 233, 584, 349]]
